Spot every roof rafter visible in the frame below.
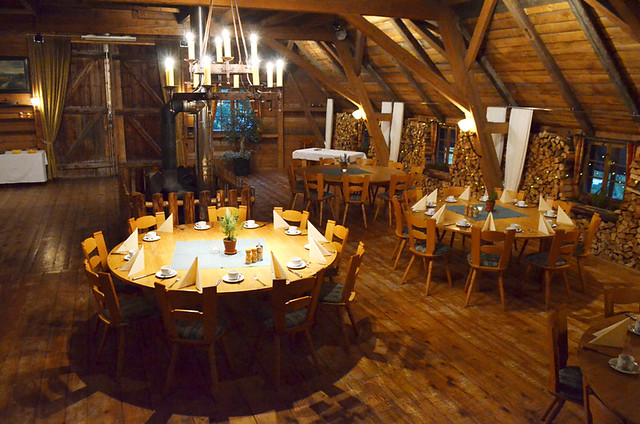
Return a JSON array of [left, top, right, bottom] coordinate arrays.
[[464, 0, 498, 69], [391, 18, 444, 78], [582, 0, 640, 43]]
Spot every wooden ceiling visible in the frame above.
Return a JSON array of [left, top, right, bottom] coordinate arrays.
[[2, 0, 640, 142]]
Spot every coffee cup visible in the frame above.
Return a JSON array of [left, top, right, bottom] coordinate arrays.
[[516, 200, 526, 206], [511, 223, 521, 230], [446, 196, 455, 201], [147, 231, 157, 238], [427, 208, 435, 215], [291, 257, 303, 267], [128, 249, 138, 256], [546, 219, 553, 226], [227, 269, 240, 281], [246, 219, 256, 227], [479, 196, 489, 202], [161, 265, 172, 276], [426, 201, 436, 207], [546, 210, 556, 217], [195, 220, 206, 228], [288, 225, 298, 233], [457, 219, 469, 226], [617, 353, 635, 370]]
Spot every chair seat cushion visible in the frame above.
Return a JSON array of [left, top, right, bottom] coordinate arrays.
[[401, 226, 409, 237], [573, 242, 585, 256], [295, 182, 305, 192], [525, 251, 567, 267], [320, 283, 344, 304], [467, 253, 502, 268], [558, 366, 583, 401], [378, 190, 404, 200], [348, 193, 363, 202], [104, 296, 158, 323], [175, 319, 226, 340], [262, 308, 309, 329], [308, 190, 334, 200], [415, 242, 451, 256], [324, 265, 339, 278]]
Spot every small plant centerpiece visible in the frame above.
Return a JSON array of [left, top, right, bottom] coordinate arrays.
[[222, 106, 262, 176], [338, 153, 350, 172], [485, 189, 499, 212], [219, 209, 241, 254]]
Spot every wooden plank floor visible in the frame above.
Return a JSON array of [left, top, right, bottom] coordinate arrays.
[[0, 174, 638, 424]]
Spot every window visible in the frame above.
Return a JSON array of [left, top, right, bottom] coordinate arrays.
[[212, 90, 252, 132], [435, 125, 457, 166], [580, 140, 627, 201]]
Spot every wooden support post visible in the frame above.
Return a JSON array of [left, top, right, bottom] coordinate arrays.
[[199, 190, 211, 221], [110, 45, 126, 167], [228, 189, 239, 207], [277, 89, 285, 169], [183, 191, 195, 224], [168, 192, 179, 225], [152, 193, 164, 214], [132, 192, 146, 218]]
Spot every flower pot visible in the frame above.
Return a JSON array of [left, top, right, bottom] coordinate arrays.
[[485, 201, 495, 212], [232, 157, 251, 176], [223, 239, 237, 255], [340, 163, 348, 173]]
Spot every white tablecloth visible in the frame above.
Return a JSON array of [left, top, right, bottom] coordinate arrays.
[[0, 150, 47, 184], [292, 148, 367, 163]]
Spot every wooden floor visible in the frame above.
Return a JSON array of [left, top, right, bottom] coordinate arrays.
[[1, 173, 638, 424]]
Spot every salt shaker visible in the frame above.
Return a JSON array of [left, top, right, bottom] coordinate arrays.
[[257, 243, 263, 261], [251, 248, 258, 263], [245, 249, 252, 264]]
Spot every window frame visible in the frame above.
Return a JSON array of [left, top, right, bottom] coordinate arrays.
[[579, 139, 627, 202], [435, 125, 458, 167]]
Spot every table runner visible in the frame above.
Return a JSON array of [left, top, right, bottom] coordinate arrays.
[[447, 204, 529, 221], [170, 238, 272, 270], [317, 167, 372, 177], [292, 148, 366, 162]]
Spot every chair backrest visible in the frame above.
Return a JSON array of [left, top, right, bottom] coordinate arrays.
[[341, 242, 365, 303], [325, 219, 349, 265], [342, 174, 370, 204], [290, 159, 307, 169], [391, 197, 406, 238], [304, 172, 327, 200], [408, 165, 424, 189], [547, 229, 581, 268], [404, 212, 437, 255], [154, 282, 220, 343], [546, 305, 569, 394], [604, 286, 640, 317], [469, 227, 516, 271], [355, 157, 375, 165], [83, 260, 122, 325], [444, 186, 466, 198], [388, 161, 404, 171], [319, 158, 336, 166], [552, 200, 572, 213], [271, 270, 325, 333], [580, 213, 601, 256], [388, 174, 410, 198], [274, 206, 309, 230], [82, 230, 109, 272], [208, 205, 247, 223], [128, 215, 158, 234], [405, 188, 424, 205]]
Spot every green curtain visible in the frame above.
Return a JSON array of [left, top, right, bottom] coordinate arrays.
[[29, 37, 71, 179], [155, 41, 186, 167]]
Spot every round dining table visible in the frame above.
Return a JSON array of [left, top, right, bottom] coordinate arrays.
[[107, 222, 337, 294], [296, 164, 406, 185], [578, 315, 640, 424]]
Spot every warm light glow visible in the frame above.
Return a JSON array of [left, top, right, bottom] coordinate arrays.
[[275, 59, 284, 87], [266, 62, 274, 88], [252, 56, 260, 85], [164, 57, 174, 71], [163, 57, 175, 86], [215, 36, 223, 62], [186, 32, 195, 60], [30, 97, 40, 108], [222, 29, 231, 58], [457, 117, 476, 132], [201, 56, 212, 85], [352, 109, 365, 120], [250, 33, 258, 61]]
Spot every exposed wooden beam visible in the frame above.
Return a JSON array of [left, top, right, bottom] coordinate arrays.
[[288, 70, 326, 146], [344, 14, 468, 113], [316, 41, 345, 75], [363, 59, 399, 102], [335, 40, 390, 165], [354, 30, 366, 76], [260, 11, 303, 27], [97, 0, 442, 20], [567, 0, 640, 123], [390, 56, 446, 122], [391, 18, 443, 78], [439, 6, 502, 191], [407, 20, 448, 58], [502, 0, 594, 136], [260, 26, 335, 41], [582, 0, 640, 43], [261, 38, 359, 106], [464, 0, 498, 69]]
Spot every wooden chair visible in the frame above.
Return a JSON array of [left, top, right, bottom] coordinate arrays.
[[253, 270, 325, 388], [304, 172, 336, 226], [127, 215, 159, 233], [82, 231, 140, 295], [153, 282, 231, 395], [341, 174, 370, 228], [290, 158, 307, 168], [552, 199, 573, 213], [83, 261, 158, 379], [444, 186, 466, 198], [464, 227, 516, 311], [574, 213, 601, 292], [524, 229, 581, 310], [355, 157, 375, 165], [390, 197, 409, 270], [405, 165, 425, 205], [401, 213, 453, 295], [274, 206, 309, 230], [604, 286, 640, 317], [541, 305, 585, 424], [325, 220, 349, 275], [287, 162, 305, 210], [388, 161, 404, 171], [207, 205, 247, 223], [319, 157, 337, 166], [373, 173, 410, 226], [405, 187, 424, 206], [319, 242, 365, 348], [155, 211, 166, 227]]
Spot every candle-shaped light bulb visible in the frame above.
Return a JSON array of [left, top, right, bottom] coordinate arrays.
[[276, 59, 284, 87], [215, 36, 223, 62], [222, 29, 231, 58], [251, 56, 260, 86], [266, 62, 274, 88], [250, 34, 258, 62], [164, 57, 175, 86], [186, 32, 195, 60], [202, 55, 212, 86], [233, 74, 240, 88]]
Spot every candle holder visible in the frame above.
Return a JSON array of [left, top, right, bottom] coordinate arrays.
[[163, 85, 177, 98]]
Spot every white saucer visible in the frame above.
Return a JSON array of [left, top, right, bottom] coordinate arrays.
[[608, 358, 640, 374], [456, 222, 471, 228], [628, 324, 640, 336], [285, 229, 302, 236], [194, 224, 210, 230], [445, 199, 457, 203], [143, 235, 161, 242], [425, 211, 435, 216], [544, 213, 557, 218], [515, 204, 528, 208], [156, 270, 177, 279], [244, 223, 259, 229], [479, 197, 489, 202], [223, 273, 244, 283], [426, 203, 436, 208], [124, 254, 133, 261], [507, 227, 523, 233], [286, 261, 306, 269]]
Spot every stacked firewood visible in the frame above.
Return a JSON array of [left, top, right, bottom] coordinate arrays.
[[521, 132, 574, 204], [332, 113, 363, 152], [449, 132, 485, 197], [398, 120, 433, 170]]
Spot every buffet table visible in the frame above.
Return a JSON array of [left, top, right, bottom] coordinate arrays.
[[292, 148, 367, 163], [0, 150, 47, 184]]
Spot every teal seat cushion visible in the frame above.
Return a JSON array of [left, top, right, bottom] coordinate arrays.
[[558, 366, 583, 401], [295, 182, 305, 192], [308, 190, 334, 200], [574, 242, 585, 256], [467, 252, 502, 268], [262, 308, 309, 329], [175, 319, 226, 340], [104, 296, 158, 323], [401, 225, 409, 237], [348, 193, 363, 201], [415, 242, 451, 256], [320, 283, 344, 304], [525, 251, 567, 267], [378, 190, 404, 200]]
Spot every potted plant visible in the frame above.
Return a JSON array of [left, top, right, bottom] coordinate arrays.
[[338, 153, 350, 172], [485, 189, 498, 212], [222, 106, 262, 176], [219, 209, 241, 254]]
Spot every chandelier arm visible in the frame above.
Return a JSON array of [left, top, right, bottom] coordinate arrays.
[[234, 0, 250, 64], [201, 0, 216, 59], [230, 0, 242, 62]]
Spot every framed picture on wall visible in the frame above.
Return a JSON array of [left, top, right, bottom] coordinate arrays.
[[0, 57, 30, 93]]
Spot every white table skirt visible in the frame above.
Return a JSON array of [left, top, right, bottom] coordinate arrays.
[[292, 148, 367, 163], [0, 150, 48, 184]]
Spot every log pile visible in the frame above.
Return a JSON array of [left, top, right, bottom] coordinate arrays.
[[398, 120, 433, 170], [332, 113, 363, 152], [449, 132, 485, 197], [521, 132, 574, 204]]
